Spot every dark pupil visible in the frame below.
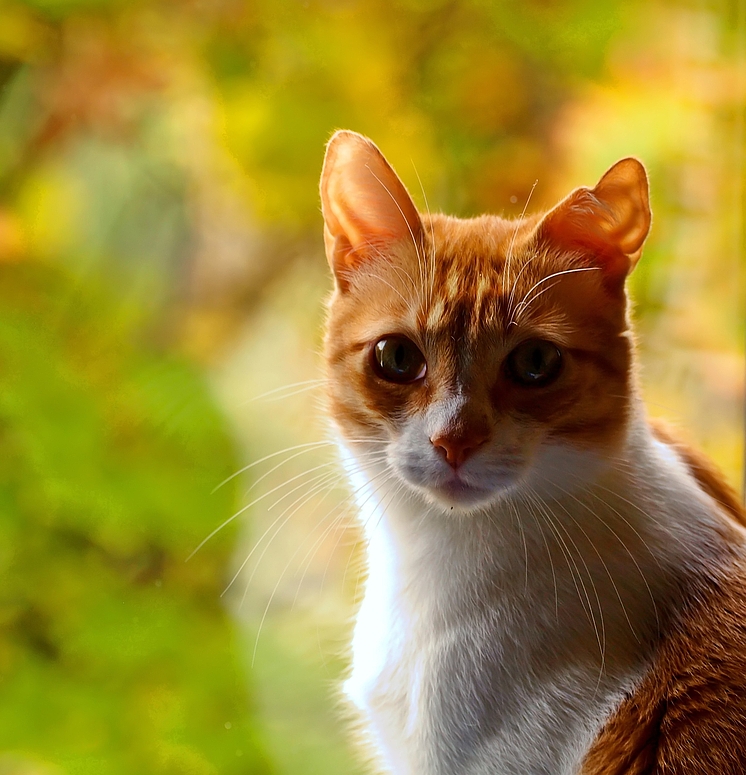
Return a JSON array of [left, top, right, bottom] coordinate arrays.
[[508, 339, 562, 386], [375, 337, 424, 383], [527, 346, 546, 377], [383, 341, 412, 376]]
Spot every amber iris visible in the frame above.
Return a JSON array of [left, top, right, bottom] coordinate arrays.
[[506, 339, 563, 387], [372, 337, 427, 383]]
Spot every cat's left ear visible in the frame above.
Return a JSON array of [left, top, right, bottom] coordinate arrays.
[[320, 130, 423, 292], [538, 158, 651, 285]]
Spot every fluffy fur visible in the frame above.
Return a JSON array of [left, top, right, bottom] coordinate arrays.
[[319, 130, 746, 774]]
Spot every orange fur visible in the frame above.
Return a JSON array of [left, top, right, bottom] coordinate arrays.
[[582, 427, 746, 774], [582, 537, 746, 773], [324, 211, 636, 460]]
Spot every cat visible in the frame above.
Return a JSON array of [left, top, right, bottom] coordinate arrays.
[[318, 130, 746, 775]]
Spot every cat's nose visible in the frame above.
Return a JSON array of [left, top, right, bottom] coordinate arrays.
[[430, 429, 489, 469]]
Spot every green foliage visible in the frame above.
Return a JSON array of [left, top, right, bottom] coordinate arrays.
[[0, 1, 741, 773], [0, 262, 271, 775], [204, 0, 633, 222]]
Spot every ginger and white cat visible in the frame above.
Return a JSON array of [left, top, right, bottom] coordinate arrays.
[[319, 130, 746, 775]]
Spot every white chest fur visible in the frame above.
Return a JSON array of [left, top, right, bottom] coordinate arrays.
[[341, 434, 720, 775]]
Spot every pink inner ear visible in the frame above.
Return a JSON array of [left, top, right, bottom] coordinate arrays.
[[539, 158, 651, 282], [592, 158, 651, 257], [320, 131, 423, 283]]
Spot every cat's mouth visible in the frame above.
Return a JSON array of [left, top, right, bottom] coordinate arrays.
[[390, 441, 524, 509]]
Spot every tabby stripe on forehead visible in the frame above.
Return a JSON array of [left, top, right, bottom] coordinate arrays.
[[425, 293, 508, 341]]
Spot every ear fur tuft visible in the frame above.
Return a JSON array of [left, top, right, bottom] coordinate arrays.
[[320, 130, 423, 290]]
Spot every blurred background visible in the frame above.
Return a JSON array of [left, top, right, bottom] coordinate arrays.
[[0, 0, 743, 773]]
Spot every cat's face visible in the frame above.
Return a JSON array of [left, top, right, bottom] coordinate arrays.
[[321, 132, 650, 512]]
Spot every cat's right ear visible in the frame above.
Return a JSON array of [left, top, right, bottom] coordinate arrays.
[[537, 158, 651, 288], [320, 130, 423, 291]]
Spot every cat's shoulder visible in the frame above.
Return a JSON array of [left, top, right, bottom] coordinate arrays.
[[583, 418, 746, 774], [583, 541, 746, 774]]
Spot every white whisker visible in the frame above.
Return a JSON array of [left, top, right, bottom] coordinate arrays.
[[249, 464, 392, 666], [210, 440, 334, 495], [512, 267, 599, 322], [411, 159, 437, 310], [504, 179, 538, 294], [246, 380, 325, 403], [366, 164, 424, 274], [527, 490, 606, 682]]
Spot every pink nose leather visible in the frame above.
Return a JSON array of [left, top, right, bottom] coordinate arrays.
[[430, 429, 489, 469]]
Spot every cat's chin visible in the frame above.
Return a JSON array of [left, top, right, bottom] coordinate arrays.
[[416, 475, 517, 512], [428, 484, 498, 511]]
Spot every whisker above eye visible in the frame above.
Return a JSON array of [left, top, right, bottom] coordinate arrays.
[[366, 164, 425, 273], [511, 266, 600, 323], [505, 178, 539, 303], [410, 159, 437, 311]]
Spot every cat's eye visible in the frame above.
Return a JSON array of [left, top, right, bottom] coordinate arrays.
[[371, 336, 427, 384], [505, 339, 563, 387]]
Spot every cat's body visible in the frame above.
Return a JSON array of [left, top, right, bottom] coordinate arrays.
[[319, 132, 746, 774]]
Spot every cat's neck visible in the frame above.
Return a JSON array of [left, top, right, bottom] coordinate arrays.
[[342, 408, 735, 775], [345, 406, 727, 625]]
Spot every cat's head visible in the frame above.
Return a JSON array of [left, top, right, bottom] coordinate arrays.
[[320, 131, 650, 512]]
